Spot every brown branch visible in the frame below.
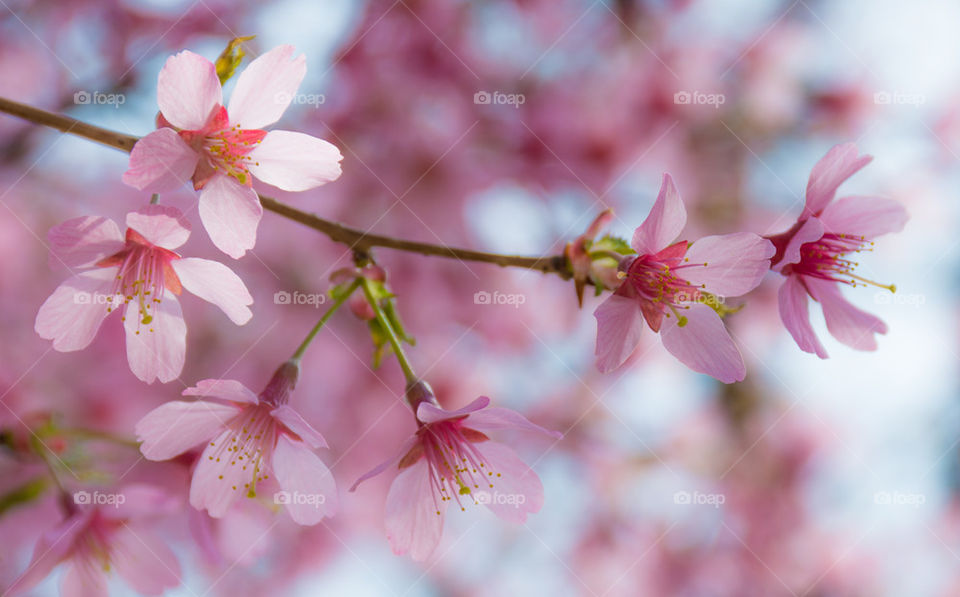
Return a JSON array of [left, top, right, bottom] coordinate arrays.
[[0, 96, 571, 278]]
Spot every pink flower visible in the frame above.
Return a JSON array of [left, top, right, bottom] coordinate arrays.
[[123, 45, 344, 258], [35, 206, 253, 384], [594, 174, 774, 382], [7, 485, 181, 596], [351, 389, 561, 561], [135, 361, 338, 525], [768, 143, 908, 357]]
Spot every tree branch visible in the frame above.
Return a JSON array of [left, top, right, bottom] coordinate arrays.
[[0, 96, 572, 278]]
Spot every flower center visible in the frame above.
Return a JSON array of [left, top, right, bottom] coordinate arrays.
[[414, 421, 502, 515], [95, 229, 182, 334], [624, 242, 707, 328], [205, 405, 276, 498], [790, 233, 895, 292], [180, 105, 266, 187]]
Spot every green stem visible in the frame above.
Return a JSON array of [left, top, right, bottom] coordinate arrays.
[[290, 279, 360, 362], [359, 276, 418, 384], [149, 193, 159, 205], [62, 428, 140, 449]]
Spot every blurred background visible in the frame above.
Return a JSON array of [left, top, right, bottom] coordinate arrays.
[[0, 0, 956, 595]]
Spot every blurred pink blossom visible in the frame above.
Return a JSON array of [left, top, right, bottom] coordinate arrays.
[[769, 143, 909, 357]]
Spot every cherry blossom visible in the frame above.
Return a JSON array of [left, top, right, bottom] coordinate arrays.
[[352, 387, 561, 561], [768, 143, 909, 357], [123, 45, 343, 258], [594, 174, 774, 382], [135, 361, 338, 525], [7, 485, 181, 597], [35, 205, 253, 383]]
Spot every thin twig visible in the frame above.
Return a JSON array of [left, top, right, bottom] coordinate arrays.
[[0, 97, 572, 278]]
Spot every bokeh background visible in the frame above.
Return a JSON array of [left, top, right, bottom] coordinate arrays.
[[0, 0, 957, 595]]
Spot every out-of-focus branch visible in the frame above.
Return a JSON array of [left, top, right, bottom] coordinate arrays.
[[0, 96, 571, 278]]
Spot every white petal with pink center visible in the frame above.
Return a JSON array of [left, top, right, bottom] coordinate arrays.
[[124, 293, 186, 384], [123, 128, 198, 192], [35, 268, 121, 351], [227, 45, 306, 129], [172, 257, 253, 324], [47, 215, 124, 269], [136, 400, 241, 460], [247, 130, 343, 191], [157, 50, 222, 130], [198, 174, 262, 259]]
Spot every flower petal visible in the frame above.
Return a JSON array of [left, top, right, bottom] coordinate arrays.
[[123, 128, 198, 192], [472, 441, 545, 523], [135, 400, 238, 460], [681, 232, 775, 297], [775, 217, 824, 271], [110, 523, 182, 595], [593, 293, 647, 373], [35, 269, 118, 351], [385, 459, 446, 561], [804, 143, 872, 217], [7, 514, 88, 595], [466, 406, 562, 439], [189, 429, 249, 518], [228, 45, 306, 129], [777, 275, 828, 358], [171, 258, 253, 324], [61, 558, 108, 597], [417, 396, 490, 425], [350, 435, 418, 492], [631, 173, 686, 254], [198, 175, 262, 259], [805, 277, 887, 351], [47, 216, 124, 270], [157, 50, 222, 130], [247, 130, 342, 191], [272, 435, 338, 525], [102, 484, 180, 520], [124, 294, 186, 384], [659, 303, 745, 383], [182, 379, 259, 405], [271, 405, 327, 449], [126, 205, 191, 250], [818, 196, 909, 239]]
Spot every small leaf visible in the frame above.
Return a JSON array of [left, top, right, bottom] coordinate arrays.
[[0, 477, 48, 516], [594, 235, 634, 255], [215, 36, 256, 85]]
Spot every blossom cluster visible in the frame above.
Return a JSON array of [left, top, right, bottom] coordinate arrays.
[[7, 37, 908, 597]]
